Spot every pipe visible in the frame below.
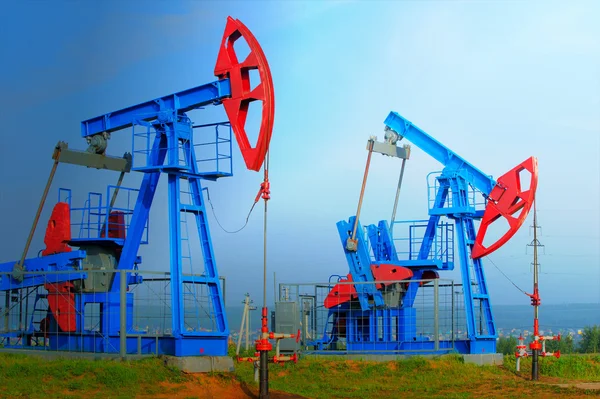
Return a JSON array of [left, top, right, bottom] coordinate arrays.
[[348, 140, 375, 248], [15, 146, 62, 278]]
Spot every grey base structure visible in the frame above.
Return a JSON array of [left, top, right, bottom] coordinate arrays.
[[164, 356, 235, 373], [462, 353, 503, 366], [310, 353, 504, 366]]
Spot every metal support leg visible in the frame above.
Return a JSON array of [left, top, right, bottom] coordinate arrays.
[[120, 270, 127, 358], [434, 279, 439, 351]]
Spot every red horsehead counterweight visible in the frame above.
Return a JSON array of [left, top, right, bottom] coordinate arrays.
[[472, 156, 538, 259], [214, 17, 275, 172]]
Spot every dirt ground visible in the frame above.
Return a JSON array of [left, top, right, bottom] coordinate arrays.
[[139, 371, 600, 399], [145, 374, 308, 399]]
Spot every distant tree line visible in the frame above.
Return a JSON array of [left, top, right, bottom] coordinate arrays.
[[497, 326, 600, 355]]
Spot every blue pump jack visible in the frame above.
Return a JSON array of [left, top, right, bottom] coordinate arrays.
[[0, 17, 275, 357], [319, 111, 538, 355]]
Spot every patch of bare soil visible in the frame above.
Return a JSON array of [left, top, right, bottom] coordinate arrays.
[[549, 382, 600, 390], [140, 373, 308, 399]]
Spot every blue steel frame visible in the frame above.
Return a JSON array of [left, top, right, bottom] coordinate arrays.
[[384, 111, 496, 353], [323, 111, 498, 355], [0, 78, 235, 356], [80, 83, 232, 356]]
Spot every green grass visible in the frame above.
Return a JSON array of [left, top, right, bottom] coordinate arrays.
[[0, 354, 188, 399], [505, 353, 600, 381], [1, 351, 600, 399], [234, 353, 600, 399]]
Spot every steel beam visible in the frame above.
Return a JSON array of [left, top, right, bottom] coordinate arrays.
[[53, 142, 132, 172], [81, 79, 231, 137], [384, 111, 496, 195]]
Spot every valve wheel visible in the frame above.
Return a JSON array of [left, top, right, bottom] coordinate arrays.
[[472, 156, 538, 258], [214, 16, 275, 172]]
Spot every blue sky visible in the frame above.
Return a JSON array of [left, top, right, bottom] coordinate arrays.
[[0, 0, 598, 307]]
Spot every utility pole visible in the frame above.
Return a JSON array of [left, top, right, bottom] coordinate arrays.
[[236, 293, 257, 355], [515, 199, 560, 375], [528, 200, 543, 380]]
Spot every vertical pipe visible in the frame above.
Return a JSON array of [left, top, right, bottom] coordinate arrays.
[[4, 292, 9, 333], [259, 309, 269, 399], [24, 288, 30, 336], [19, 290, 23, 332], [434, 279, 439, 351], [532, 200, 539, 381], [390, 158, 407, 235], [259, 155, 270, 399], [451, 285, 455, 348], [120, 270, 127, 358], [532, 350, 539, 380], [479, 300, 483, 335], [222, 277, 226, 306]]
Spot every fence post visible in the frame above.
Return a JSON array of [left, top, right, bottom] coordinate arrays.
[[434, 279, 439, 351], [120, 270, 126, 358], [451, 281, 455, 349]]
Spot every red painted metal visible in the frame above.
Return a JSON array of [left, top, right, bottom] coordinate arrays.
[[324, 274, 355, 309], [371, 264, 414, 289], [214, 16, 275, 172], [254, 172, 271, 202], [45, 282, 76, 332], [324, 265, 413, 308], [42, 202, 71, 256], [472, 156, 538, 259], [256, 307, 273, 351], [100, 211, 126, 240]]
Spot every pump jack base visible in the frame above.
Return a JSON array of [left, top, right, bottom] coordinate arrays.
[[164, 355, 234, 373]]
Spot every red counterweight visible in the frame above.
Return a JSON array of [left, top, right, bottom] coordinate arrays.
[[45, 282, 76, 332], [472, 156, 538, 259], [42, 202, 72, 256], [214, 17, 275, 172], [324, 265, 414, 308]]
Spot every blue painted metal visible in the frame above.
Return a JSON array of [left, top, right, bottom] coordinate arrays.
[[67, 185, 146, 246], [81, 80, 231, 137], [384, 111, 496, 195], [324, 111, 500, 355], [2, 79, 237, 357], [0, 251, 87, 290], [385, 111, 497, 352], [336, 217, 383, 311], [367, 220, 398, 262]]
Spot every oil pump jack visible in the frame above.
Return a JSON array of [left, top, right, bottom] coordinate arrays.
[[0, 17, 277, 358], [320, 111, 538, 354]]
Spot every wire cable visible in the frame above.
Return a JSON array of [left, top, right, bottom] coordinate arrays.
[[206, 193, 258, 234], [485, 255, 528, 295]]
